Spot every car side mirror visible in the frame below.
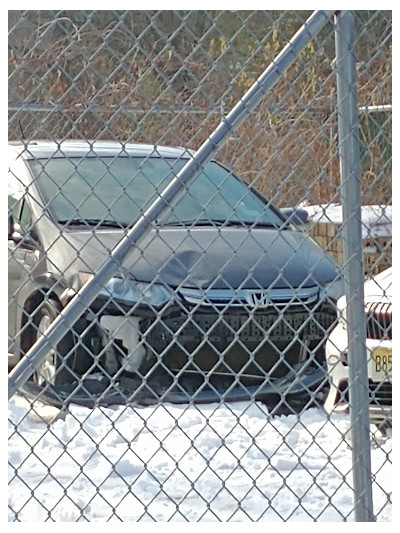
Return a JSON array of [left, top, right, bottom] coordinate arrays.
[[8, 211, 22, 242], [8, 211, 37, 247], [280, 207, 309, 226], [8, 211, 13, 238]]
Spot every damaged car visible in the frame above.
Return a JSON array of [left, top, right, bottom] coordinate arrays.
[[8, 140, 344, 411]]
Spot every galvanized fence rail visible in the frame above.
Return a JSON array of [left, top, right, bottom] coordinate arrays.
[[8, 10, 392, 522]]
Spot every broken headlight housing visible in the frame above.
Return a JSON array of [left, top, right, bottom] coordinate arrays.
[[78, 272, 173, 308]]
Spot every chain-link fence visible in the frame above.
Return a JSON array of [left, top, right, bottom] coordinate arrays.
[[8, 10, 392, 522]]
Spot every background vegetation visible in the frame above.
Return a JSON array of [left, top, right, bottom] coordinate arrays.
[[8, 10, 392, 207]]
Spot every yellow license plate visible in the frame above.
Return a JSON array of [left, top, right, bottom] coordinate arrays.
[[370, 347, 392, 381]]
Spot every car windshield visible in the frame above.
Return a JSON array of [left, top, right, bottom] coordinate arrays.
[[28, 156, 284, 228]]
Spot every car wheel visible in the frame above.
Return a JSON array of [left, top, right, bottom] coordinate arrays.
[[29, 299, 75, 386]]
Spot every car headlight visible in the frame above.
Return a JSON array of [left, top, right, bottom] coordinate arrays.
[[105, 278, 173, 307], [79, 273, 173, 307]]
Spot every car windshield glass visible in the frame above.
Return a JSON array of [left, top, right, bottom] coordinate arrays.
[[28, 156, 284, 228]]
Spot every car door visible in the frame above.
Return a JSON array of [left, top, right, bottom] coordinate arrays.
[[8, 168, 39, 359]]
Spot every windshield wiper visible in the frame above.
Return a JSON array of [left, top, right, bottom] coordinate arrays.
[[159, 219, 232, 227], [158, 219, 278, 228], [58, 218, 128, 228]]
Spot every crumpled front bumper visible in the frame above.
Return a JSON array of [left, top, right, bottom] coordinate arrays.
[[17, 360, 327, 413]]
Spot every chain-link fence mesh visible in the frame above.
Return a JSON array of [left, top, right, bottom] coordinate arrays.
[[8, 10, 392, 522]]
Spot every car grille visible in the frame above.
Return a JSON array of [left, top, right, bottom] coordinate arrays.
[[141, 303, 337, 379], [366, 301, 392, 340], [369, 380, 392, 406], [148, 306, 337, 346]]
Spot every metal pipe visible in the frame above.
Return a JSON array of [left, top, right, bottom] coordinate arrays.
[[8, 10, 335, 399], [334, 10, 374, 522]]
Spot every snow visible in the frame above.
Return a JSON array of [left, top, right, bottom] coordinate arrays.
[[8, 394, 392, 522], [303, 204, 392, 239]]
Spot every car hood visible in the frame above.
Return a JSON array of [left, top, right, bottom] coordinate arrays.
[[49, 226, 340, 290], [363, 267, 392, 303]]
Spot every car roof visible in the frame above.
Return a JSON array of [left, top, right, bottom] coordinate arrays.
[[8, 140, 194, 160]]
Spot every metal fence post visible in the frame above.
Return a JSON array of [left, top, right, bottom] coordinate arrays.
[[334, 10, 374, 522]]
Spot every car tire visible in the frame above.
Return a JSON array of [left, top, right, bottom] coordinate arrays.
[[29, 299, 76, 386]]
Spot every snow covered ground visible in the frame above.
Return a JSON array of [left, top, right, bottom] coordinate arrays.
[[8, 394, 392, 522]]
